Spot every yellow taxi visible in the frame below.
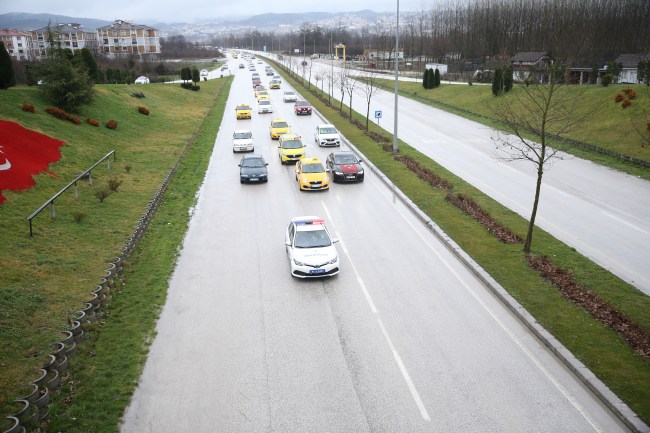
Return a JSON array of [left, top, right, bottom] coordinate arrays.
[[235, 103, 252, 119], [269, 80, 281, 89], [269, 119, 291, 139], [295, 157, 330, 190], [256, 91, 270, 101], [254, 85, 267, 97], [278, 133, 306, 164]]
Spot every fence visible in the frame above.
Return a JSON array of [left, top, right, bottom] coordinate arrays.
[[26, 151, 116, 237]]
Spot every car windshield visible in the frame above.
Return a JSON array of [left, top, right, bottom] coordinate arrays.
[[237, 105, 250, 110], [296, 101, 309, 106], [273, 122, 289, 128], [284, 92, 295, 96], [294, 229, 331, 248], [302, 163, 325, 173], [234, 132, 252, 139], [334, 155, 358, 164], [281, 140, 303, 149], [319, 127, 337, 134], [259, 101, 270, 105], [242, 157, 265, 168]]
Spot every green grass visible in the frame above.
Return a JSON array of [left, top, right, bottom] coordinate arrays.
[[0, 78, 231, 428], [372, 78, 650, 179], [274, 61, 650, 423]]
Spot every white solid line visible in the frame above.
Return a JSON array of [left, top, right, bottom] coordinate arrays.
[[324, 202, 429, 421]]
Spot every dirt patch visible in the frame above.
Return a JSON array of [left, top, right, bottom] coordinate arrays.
[[528, 254, 650, 359], [446, 192, 522, 244]]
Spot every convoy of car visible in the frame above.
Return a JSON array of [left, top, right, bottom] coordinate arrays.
[[230, 52, 367, 278]]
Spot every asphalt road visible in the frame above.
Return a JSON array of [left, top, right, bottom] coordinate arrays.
[[119, 56, 633, 432], [275, 55, 650, 296]]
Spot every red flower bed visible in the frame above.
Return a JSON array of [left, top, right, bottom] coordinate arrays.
[[86, 117, 100, 127], [106, 120, 118, 130], [137, 106, 150, 115], [0, 120, 64, 204], [21, 103, 35, 113], [614, 93, 624, 103], [621, 99, 632, 109]]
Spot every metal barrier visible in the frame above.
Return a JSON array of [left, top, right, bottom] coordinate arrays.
[[26, 151, 116, 237]]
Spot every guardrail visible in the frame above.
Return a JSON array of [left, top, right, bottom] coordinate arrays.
[[26, 151, 116, 237]]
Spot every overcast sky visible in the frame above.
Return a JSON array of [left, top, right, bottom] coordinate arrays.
[[0, 0, 431, 23]]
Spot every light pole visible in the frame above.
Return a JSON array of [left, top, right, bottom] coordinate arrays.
[[393, 0, 400, 156]]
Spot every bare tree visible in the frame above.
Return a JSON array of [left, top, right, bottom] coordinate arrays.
[[343, 64, 357, 119], [490, 63, 597, 253], [359, 70, 382, 130], [336, 69, 347, 111]]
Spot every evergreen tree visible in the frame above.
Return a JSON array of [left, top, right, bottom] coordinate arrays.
[[180, 67, 191, 82], [78, 48, 99, 82], [0, 41, 16, 89], [637, 60, 650, 85], [422, 68, 429, 89], [492, 66, 504, 96], [426, 68, 435, 89], [503, 65, 513, 92], [589, 64, 599, 84], [192, 68, 200, 85], [434, 68, 441, 88]]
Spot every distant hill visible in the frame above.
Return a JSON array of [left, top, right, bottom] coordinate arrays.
[[0, 13, 111, 31], [235, 10, 381, 27]]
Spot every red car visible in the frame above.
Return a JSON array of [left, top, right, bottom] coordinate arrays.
[[294, 100, 312, 115], [252, 79, 262, 88]]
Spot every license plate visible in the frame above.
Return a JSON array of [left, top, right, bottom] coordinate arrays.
[[310, 269, 326, 274], [345, 175, 355, 179], [250, 178, 259, 181]]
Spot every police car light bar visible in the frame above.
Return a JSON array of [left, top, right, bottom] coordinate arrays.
[[292, 216, 325, 225]]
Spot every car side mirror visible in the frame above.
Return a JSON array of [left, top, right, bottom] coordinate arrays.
[[265, 163, 269, 166], [285, 241, 291, 246], [238, 164, 242, 167], [332, 238, 339, 243]]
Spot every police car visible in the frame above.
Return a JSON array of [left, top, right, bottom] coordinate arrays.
[[285, 217, 340, 278]]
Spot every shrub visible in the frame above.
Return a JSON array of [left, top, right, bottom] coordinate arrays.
[[86, 117, 100, 127], [95, 189, 112, 203], [107, 177, 123, 191], [137, 106, 150, 115], [627, 90, 637, 100], [45, 106, 81, 125], [614, 93, 624, 103], [622, 99, 632, 109], [21, 103, 35, 113], [73, 212, 87, 223], [106, 120, 118, 130], [131, 92, 145, 98]]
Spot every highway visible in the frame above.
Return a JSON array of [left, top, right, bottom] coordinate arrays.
[[275, 55, 650, 296], [119, 55, 635, 432]]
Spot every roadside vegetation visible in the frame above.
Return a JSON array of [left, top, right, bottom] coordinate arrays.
[[0, 77, 232, 431], [271, 58, 650, 424]]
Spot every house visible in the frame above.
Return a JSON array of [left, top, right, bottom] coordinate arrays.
[[0, 28, 33, 61], [96, 20, 160, 59], [31, 23, 98, 60], [613, 54, 649, 84], [510, 52, 552, 83]]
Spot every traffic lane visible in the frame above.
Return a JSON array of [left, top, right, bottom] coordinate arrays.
[[322, 168, 631, 432], [121, 111, 373, 432], [303, 59, 650, 293]]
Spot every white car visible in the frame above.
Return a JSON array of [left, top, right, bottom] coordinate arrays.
[[232, 129, 254, 152], [257, 100, 273, 114], [200, 69, 209, 77], [285, 216, 340, 278], [314, 124, 341, 147], [283, 91, 298, 102]]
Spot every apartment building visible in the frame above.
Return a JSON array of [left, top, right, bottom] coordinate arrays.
[[96, 20, 160, 58], [0, 28, 34, 61], [31, 23, 98, 60]]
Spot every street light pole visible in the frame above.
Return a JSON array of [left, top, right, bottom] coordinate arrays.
[[393, 0, 400, 156]]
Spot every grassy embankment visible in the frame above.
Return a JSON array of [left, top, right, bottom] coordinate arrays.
[[0, 76, 232, 431]]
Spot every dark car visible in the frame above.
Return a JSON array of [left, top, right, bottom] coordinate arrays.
[[294, 100, 312, 115], [326, 151, 364, 183], [238, 154, 268, 183]]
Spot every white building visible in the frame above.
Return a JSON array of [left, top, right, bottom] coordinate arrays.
[[0, 28, 34, 61]]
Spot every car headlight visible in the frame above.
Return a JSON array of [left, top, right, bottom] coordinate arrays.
[[293, 258, 305, 266], [326, 256, 338, 264], [241, 174, 249, 178], [334, 171, 343, 176], [301, 177, 308, 182], [323, 175, 329, 182], [358, 169, 364, 174], [259, 173, 267, 177]]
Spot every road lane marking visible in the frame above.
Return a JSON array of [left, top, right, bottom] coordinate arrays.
[[398, 214, 605, 432], [322, 202, 430, 421]]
